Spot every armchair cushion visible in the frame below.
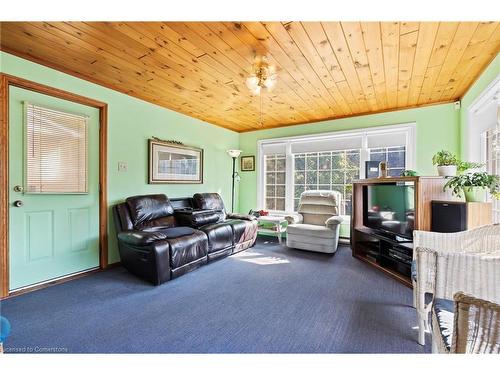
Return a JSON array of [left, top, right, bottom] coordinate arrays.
[[117, 227, 195, 246], [287, 223, 337, 239], [432, 298, 455, 352]]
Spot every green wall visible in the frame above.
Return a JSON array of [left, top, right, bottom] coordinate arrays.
[[1, 52, 239, 263], [238, 103, 460, 214], [459, 53, 500, 157]]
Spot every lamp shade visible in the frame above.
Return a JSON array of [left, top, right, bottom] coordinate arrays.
[[227, 149, 242, 158]]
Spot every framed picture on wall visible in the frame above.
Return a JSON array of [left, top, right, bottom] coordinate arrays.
[[148, 139, 203, 184], [240, 155, 255, 171]]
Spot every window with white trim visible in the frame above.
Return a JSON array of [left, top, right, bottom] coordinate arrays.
[[257, 124, 415, 215], [264, 153, 286, 211]]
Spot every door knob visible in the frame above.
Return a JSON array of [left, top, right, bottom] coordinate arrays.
[[13, 185, 24, 193], [13, 200, 24, 208]]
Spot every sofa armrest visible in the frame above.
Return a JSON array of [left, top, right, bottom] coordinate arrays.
[[325, 215, 343, 228], [117, 230, 168, 246], [226, 212, 256, 221], [285, 213, 303, 224], [174, 209, 222, 228]]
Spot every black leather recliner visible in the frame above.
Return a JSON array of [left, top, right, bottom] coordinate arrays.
[[113, 194, 208, 285]]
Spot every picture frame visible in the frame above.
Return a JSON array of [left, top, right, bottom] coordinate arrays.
[[148, 139, 203, 184], [240, 155, 255, 172]]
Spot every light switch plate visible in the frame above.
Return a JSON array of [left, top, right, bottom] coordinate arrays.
[[118, 161, 128, 172]]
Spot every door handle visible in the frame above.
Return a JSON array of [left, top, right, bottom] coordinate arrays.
[[13, 200, 24, 208]]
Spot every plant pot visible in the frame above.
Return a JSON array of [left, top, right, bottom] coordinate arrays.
[[463, 186, 487, 202], [437, 165, 457, 176]]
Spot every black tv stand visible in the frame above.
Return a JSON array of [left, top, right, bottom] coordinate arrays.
[[352, 227, 413, 287]]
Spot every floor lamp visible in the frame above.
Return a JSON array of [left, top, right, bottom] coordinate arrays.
[[227, 149, 242, 213]]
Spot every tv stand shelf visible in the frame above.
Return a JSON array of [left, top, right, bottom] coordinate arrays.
[[351, 176, 460, 288]]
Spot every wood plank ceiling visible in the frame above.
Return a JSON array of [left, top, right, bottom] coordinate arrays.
[[1, 22, 499, 132]]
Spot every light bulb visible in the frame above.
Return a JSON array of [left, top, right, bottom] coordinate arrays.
[[246, 75, 259, 90]]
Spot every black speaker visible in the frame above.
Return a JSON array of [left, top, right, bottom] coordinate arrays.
[[431, 201, 467, 233]]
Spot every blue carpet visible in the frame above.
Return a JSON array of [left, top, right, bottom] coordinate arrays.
[[1, 238, 431, 353]]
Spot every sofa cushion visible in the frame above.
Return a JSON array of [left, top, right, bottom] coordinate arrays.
[[168, 229, 208, 269], [287, 223, 336, 239], [433, 298, 455, 351], [126, 194, 175, 230], [199, 222, 233, 253]]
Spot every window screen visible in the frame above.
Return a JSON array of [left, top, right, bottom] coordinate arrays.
[[25, 103, 88, 193]]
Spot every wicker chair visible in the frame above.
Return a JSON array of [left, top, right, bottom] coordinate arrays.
[[432, 292, 500, 353], [413, 224, 500, 345]]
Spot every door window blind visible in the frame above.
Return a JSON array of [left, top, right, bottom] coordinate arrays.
[[25, 103, 89, 193]]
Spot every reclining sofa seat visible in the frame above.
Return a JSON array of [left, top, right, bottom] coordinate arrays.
[[113, 194, 208, 285], [173, 193, 258, 258]]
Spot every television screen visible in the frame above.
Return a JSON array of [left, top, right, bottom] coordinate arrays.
[[363, 183, 415, 239]]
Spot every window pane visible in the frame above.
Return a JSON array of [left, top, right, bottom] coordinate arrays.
[[294, 171, 305, 184], [318, 171, 331, 184], [345, 170, 359, 184], [306, 171, 317, 185], [266, 157, 276, 171], [389, 168, 404, 177], [331, 170, 344, 184], [370, 151, 386, 162], [266, 172, 275, 184], [331, 153, 343, 169], [276, 172, 285, 184], [319, 155, 331, 170], [294, 156, 305, 170], [346, 152, 360, 167], [388, 151, 405, 168], [266, 185, 275, 197], [318, 184, 330, 191], [276, 198, 285, 211], [294, 185, 305, 198], [276, 185, 285, 197], [306, 155, 318, 170], [266, 198, 275, 210], [276, 158, 286, 171], [294, 199, 300, 211]]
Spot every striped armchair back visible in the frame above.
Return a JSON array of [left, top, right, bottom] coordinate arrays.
[[298, 190, 341, 226]]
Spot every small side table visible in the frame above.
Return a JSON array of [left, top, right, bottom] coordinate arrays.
[[257, 215, 288, 244]]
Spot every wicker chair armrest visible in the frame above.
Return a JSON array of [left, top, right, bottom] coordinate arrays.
[[452, 292, 500, 353], [285, 213, 303, 225]]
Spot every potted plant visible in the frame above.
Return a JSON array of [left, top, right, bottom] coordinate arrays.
[[443, 172, 500, 202], [457, 161, 484, 174], [432, 150, 459, 176]]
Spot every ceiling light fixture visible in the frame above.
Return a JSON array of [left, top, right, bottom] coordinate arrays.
[[246, 55, 278, 127]]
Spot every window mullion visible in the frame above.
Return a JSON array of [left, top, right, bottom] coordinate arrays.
[[285, 142, 294, 213]]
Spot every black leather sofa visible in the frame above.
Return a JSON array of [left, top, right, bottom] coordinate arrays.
[[113, 193, 257, 285]]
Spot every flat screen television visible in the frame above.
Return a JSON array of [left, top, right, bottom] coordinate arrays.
[[363, 183, 415, 240]]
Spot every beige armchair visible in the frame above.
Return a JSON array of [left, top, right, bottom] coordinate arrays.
[[285, 190, 343, 254]]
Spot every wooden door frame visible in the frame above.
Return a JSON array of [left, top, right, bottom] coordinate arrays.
[[0, 73, 108, 298]]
